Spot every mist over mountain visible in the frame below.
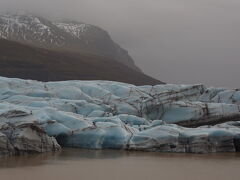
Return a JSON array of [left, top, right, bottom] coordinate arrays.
[[0, 0, 240, 87], [0, 13, 140, 71]]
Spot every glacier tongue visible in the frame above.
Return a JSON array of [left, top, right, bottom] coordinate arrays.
[[1, 76, 240, 154]]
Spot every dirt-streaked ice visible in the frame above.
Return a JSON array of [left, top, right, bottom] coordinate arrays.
[[1, 76, 240, 154]]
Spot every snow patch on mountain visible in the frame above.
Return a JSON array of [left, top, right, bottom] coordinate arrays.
[[0, 14, 56, 41], [0, 13, 141, 71], [55, 22, 90, 39]]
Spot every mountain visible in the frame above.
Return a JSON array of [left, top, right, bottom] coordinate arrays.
[[0, 38, 163, 85], [0, 13, 140, 71]]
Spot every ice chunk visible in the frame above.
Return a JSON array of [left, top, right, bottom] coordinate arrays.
[[1, 76, 240, 154]]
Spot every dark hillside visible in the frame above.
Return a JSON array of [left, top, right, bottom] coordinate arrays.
[[0, 39, 163, 85]]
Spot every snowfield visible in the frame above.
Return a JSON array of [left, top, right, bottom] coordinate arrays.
[[1, 76, 240, 155]]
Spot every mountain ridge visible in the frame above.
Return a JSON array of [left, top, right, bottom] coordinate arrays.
[[0, 13, 141, 71]]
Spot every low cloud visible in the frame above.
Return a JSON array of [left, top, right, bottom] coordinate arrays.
[[1, 0, 240, 87]]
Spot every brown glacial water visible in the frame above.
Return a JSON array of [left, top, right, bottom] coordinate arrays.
[[0, 149, 240, 180]]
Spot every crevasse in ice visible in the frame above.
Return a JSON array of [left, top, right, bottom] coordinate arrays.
[[1, 76, 240, 153]]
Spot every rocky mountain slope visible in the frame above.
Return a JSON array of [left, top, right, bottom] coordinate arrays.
[[0, 38, 162, 85], [0, 13, 140, 71], [1, 76, 240, 155]]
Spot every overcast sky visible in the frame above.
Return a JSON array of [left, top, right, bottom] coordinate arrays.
[[1, 0, 240, 87]]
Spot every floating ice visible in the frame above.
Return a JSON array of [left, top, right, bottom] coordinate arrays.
[[1, 76, 240, 154]]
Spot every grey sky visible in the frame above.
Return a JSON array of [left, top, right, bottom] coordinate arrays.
[[1, 0, 240, 87]]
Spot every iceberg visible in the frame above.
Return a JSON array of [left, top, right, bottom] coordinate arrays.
[[0, 110, 60, 156], [1, 76, 240, 155]]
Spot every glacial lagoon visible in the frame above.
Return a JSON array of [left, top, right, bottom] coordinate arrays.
[[0, 149, 240, 180]]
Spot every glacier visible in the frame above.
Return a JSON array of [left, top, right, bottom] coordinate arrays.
[[1, 76, 240, 155]]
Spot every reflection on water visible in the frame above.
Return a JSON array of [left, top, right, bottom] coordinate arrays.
[[1, 149, 240, 180]]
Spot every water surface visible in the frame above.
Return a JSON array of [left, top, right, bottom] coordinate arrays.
[[1, 149, 240, 180]]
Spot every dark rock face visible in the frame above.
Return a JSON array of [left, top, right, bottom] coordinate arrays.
[[234, 134, 240, 152], [0, 13, 140, 71]]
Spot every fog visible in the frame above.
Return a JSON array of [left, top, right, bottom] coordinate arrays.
[[1, 0, 240, 87]]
